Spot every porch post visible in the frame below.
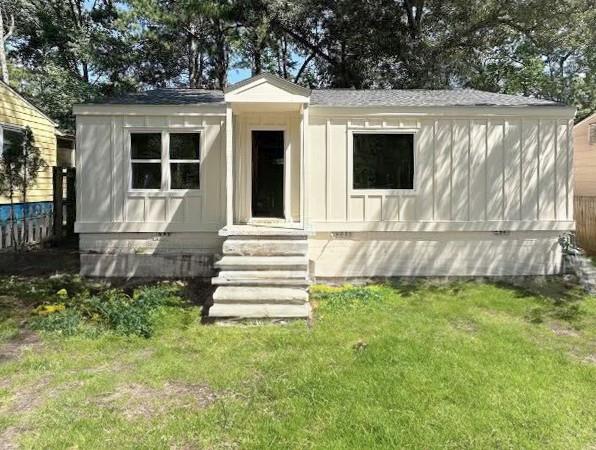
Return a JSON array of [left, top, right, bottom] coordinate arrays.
[[300, 103, 310, 228], [225, 103, 233, 227]]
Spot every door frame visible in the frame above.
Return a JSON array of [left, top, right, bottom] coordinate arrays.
[[248, 126, 290, 222]]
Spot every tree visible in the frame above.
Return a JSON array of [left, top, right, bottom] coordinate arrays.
[[0, 126, 46, 249], [0, 0, 15, 83]]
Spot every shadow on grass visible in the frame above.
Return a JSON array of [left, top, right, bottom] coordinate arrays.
[[388, 276, 587, 326]]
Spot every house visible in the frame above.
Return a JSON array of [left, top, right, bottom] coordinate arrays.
[[574, 113, 596, 196], [0, 80, 65, 240], [572, 113, 596, 253], [73, 73, 575, 318]]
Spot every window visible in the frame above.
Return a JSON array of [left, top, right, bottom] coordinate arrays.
[[169, 133, 200, 189], [131, 133, 162, 189], [353, 133, 414, 190], [0, 125, 25, 157], [589, 124, 596, 146], [130, 131, 201, 190]]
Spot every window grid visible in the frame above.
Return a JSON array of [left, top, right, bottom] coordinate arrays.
[[129, 130, 201, 191]]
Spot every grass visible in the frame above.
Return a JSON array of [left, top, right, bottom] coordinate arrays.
[[0, 276, 595, 449]]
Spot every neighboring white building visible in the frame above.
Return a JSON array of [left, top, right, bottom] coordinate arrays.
[[73, 73, 576, 318]]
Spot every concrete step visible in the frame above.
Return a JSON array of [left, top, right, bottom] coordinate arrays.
[[208, 302, 311, 319], [214, 256, 307, 271], [213, 286, 309, 304], [216, 270, 307, 279], [219, 225, 311, 237], [212, 277, 311, 287], [223, 239, 308, 256]]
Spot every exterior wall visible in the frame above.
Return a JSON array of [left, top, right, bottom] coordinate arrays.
[[80, 232, 222, 277], [309, 231, 562, 278], [573, 114, 596, 196], [76, 102, 574, 278], [0, 83, 57, 204], [307, 110, 574, 231], [75, 109, 226, 233]]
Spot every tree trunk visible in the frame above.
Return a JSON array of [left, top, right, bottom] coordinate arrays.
[[0, 5, 14, 84], [188, 22, 201, 88]]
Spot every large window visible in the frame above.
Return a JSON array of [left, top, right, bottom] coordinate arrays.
[[353, 133, 414, 190], [0, 125, 25, 156], [130, 131, 200, 190]]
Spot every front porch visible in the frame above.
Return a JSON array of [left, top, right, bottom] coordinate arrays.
[[210, 74, 312, 319]]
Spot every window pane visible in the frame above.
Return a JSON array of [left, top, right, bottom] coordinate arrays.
[[132, 163, 161, 189], [171, 163, 200, 189], [353, 134, 414, 189], [2, 128, 24, 155], [170, 133, 200, 160], [131, 133, 161, 159]]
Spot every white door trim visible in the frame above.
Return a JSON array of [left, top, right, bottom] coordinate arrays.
[[248, 126, 290, 221]]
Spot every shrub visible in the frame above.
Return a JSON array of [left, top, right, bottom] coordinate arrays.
[[31, 284, 183, 338]]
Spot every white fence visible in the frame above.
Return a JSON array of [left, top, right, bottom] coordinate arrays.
[[0, 214, 53, 250]]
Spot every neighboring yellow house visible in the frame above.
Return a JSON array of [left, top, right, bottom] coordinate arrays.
[[0, 80, 62, 222]]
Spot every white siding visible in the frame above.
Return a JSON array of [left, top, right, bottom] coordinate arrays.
[[307, 114, 574, 230], [76, 113, 226, 232]]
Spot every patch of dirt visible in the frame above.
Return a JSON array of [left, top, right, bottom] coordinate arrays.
[[0, 376, 51, 415], [0, 331, 42, 363], [0, 244, 79, 276], [549, 322, 581, 337], [0, 425, 25, 450], [450, 319, 478, 333], [95, 381, 223, 420]]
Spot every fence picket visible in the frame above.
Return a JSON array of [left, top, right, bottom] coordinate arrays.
[[575, 196, 596, 254]]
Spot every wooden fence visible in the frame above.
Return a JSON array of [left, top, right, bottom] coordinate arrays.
[[575, 196, 596, 255], [0, 167, 75, 250], [0, 212, 53, 249], [53, 166, 76, 238]]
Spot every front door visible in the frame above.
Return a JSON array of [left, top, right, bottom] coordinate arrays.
[[252, 130, 284, 218]]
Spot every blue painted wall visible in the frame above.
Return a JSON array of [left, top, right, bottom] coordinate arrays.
[[0, 201, 53, 225]]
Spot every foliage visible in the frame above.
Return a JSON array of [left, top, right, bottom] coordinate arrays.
[[311, 284, 384, 312], [30, 284, 182, 337], [1, 0, 595, 129]]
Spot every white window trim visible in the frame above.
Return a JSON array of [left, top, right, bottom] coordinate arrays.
[[589, 123, 596, 146], [348, 128, 418, 196], [126, 128, 204, 193]]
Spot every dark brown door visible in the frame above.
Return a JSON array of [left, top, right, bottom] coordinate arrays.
[[252, 130, 284, 218]]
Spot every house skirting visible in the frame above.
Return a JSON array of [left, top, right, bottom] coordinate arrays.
[[79, 230, 564, 278]]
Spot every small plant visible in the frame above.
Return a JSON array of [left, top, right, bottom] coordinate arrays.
[[311, 285, 383, 312], [31, 284, 182, 338]]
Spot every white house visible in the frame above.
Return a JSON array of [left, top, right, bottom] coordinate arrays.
[[73, 73, 575, 319]]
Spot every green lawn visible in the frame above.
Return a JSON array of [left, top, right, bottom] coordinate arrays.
[[0, 276, 595, 449]]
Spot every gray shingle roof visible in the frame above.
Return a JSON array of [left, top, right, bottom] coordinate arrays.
[[310, 89, 564, 107], [94, 87, 564, 107], [96, 89, 224, 105]]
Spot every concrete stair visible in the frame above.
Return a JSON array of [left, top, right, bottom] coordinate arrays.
[[210, 227, 311, 319]]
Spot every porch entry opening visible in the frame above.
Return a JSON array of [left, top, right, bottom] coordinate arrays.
[[251, 130, 284, 218]]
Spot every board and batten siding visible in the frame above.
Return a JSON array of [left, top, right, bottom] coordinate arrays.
[[307, 114, 574, 229], [0, 82, 57, 204], [306, 109, 574, 277], [75, 111, 226, 233]]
